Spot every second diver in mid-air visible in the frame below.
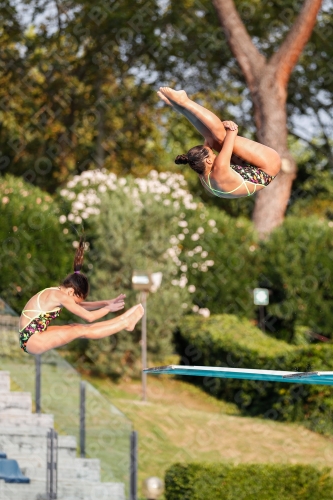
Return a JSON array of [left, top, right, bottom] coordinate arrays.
[[157, 87, 281, 198]]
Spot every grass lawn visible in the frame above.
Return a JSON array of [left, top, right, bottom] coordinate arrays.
[[3, 340, 333, 499], [87, 373, 333, 497]]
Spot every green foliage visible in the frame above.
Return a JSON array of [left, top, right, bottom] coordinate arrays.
[[175, 314, 333, 433], [165, 462, 333, 500], [0, 175, 71, 312], [182, 206, 258, 317], [260, 216, 333, 339], [59, 171, 191, 377]]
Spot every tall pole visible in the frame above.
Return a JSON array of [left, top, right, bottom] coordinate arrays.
[[129, 431, 138, 500], [259, 306, 266, 332], [141, 291, 147, 402], [80, 381, 86, 458], [35, 355, 41, 414]]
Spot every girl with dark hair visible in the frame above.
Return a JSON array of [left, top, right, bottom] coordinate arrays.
[[157, 87, 281, 198], [19, 237, 144, 355]]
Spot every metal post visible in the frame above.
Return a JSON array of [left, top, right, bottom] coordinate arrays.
[[141, 291, 147, 402], [129, 431, 138, 500], [80, 381, 86, 458], [35, 354, 41, 414], [47, 429, 58, 500], [259, 305, 265, 332]]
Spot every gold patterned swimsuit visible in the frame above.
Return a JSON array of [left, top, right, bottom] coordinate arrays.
[[19, 288, 62, 353], [200, 163, 276, 198]]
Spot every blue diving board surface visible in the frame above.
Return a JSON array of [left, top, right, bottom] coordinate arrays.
[[144, 365, 333, 386]]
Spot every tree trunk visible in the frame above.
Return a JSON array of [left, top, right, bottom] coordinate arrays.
[[212, 0, 323, 237], [250, 69, 297, 237]]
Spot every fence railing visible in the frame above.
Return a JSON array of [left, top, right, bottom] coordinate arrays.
[[0, 325, 132, 493]]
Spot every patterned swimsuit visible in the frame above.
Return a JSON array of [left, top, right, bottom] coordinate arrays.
[[200, 162, 275, 198], [19, 288, 62, 353]]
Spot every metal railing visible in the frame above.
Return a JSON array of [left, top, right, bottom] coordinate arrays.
[[0, 327, 133, 494]]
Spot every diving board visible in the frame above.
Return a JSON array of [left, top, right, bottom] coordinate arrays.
[[144, 365, 333, 385]]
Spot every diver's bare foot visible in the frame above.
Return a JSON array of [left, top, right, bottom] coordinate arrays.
[[159, 87, 188, 106], [125, 304, 144, 331], [122, 304, 143, 319], [157, 90, 173, 107]]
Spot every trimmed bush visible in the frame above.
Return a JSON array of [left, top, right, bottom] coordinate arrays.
[[260, 216, 333, 340], [175, 314, 333, 433], [165, 462, 333, 500]]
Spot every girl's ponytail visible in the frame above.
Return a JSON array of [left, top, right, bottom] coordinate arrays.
[[61, 236, 89, 299]]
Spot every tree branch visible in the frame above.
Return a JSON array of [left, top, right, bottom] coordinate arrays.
[[270, 0, 323, 88], [212, 0, 266, 88]]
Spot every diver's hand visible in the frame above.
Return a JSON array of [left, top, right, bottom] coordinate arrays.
[[222, 120, 238, 131], [105, 294, 126, 312]]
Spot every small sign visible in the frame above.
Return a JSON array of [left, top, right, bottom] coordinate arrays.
[[253, 288, 269, 306]]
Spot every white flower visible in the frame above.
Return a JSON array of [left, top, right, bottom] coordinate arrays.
[[201, 251, 208, 258], [199, 308, 210, 318], [178, 220, 188, 228], [118, 178, 127, 186], [206, 260, 215, 266], [98, 185, 107, 193], [191, 233, 200, 241], [197, 227, 204, 234], [208, 219, 216, 227], [68, 214, 75, 221], [72, 201, 85, 211], [178, 234, 185, 241], [188, 285, 196, 293], [59, 215, 67, 224], [170, 236, 179, 245], [149, 170, 158, 179], [75, 216, 82, 224], [179, 275, 188, 288], [192, 305, 199, 312]]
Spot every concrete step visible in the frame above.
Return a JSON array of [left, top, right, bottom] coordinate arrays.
[[0, 412, 54, 428], [58, 435, 77, 459], [0, 479, 46, 500], [0, 426, 48, 470], [58, 458, 101, 482], [0, 392, 32, 414], [0, 372, 10, 392], [23, 458, 101, 483], [57, 480, 126, 500]]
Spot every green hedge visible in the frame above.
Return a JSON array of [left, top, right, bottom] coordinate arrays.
[[175, 314, 333, 433], [165, 463, 333, 500], [0, 175, 72, 312], [260, 216, 333, 340]]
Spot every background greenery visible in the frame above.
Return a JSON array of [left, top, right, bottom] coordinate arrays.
[[165, 463, 333, 500], [1, 0, 333, 495]]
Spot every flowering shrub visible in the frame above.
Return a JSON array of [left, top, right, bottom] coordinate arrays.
[[59, 169, 258, 318]]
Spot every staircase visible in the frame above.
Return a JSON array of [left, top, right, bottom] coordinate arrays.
[[0, 371, 126, 500]]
